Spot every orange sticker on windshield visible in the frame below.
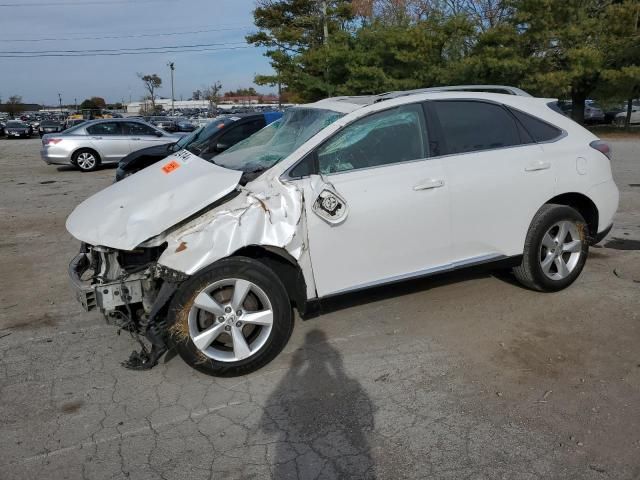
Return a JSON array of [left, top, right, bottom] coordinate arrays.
[[161, 160, 181, 174]]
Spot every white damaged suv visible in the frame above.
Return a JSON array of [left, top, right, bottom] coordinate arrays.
[[67, 87, 619, 376]]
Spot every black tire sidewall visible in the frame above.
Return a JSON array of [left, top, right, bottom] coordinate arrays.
[[525, 206, 589, 291], [166, 257, 293, 377]]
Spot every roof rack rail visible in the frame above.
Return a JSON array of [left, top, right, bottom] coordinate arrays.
[[375, 85, 532, 102]]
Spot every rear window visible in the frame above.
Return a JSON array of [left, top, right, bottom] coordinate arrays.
[[510, 108, 563, 142], [431, 100, 521, 155]]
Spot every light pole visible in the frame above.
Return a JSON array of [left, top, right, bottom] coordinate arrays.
[[168, 61, 175, 115], [58, 93, 62, 113]]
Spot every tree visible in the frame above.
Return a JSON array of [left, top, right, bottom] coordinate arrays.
[[203, 81, 223, 111], [5, 95, 23, 117], [80, 96, 107, 110], [192, 89, 203, 100], [138, 73, 162, 112]]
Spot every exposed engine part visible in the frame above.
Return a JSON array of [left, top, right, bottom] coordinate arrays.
[[70, 243, 180, 371]]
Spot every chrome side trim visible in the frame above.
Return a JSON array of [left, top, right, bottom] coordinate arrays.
[[324, 253, 506, 297]]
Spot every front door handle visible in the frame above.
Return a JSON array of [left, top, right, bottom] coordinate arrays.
[[91, 136, 103, 140], [525, 161, 551, 172], [130, 137, 141, 140], [413, 179, 445, 191]]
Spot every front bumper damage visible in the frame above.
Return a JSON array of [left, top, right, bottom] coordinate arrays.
[[68, 244, 184, 369]]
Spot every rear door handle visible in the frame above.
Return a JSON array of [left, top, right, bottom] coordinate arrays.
[[413, 179, 445, 191], [130, 137, 141, 140], [91, 136, 102, 140], [525, 161, 551, 172]]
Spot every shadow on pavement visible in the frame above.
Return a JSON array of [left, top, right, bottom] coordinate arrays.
[[260, 329, 377, 479]]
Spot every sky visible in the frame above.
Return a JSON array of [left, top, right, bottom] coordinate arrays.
[[0, 0, 274, 106]]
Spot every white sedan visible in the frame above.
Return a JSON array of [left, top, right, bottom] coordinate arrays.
[[66, 86, 619, 376]]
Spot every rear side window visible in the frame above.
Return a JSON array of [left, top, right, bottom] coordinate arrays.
[[510, 108, 563, 142], [430, 100, 521, 155]]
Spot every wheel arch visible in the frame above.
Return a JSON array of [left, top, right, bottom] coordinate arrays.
[[545, 192, 599, 241], [231, 245, 312, 317], [72, 146, 102, 163]]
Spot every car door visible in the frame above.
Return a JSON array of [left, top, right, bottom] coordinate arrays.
[[425, 99, 557, 263], [86, 121, 130, 163], [294, 103, 452, 297], [123, 121, 171, 151]]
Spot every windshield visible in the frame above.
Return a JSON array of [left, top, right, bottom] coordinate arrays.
[[7, 121, 26, 127], [213, 108, 343, 173]]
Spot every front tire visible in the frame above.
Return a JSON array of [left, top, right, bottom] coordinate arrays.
[[513, 204, 589, 292], [73, 149, 100, 172], [167, 257, 294, 377]]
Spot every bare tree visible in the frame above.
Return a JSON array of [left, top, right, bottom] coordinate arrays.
[[203, 81, 223, 112], [137, 73, 162, 112]]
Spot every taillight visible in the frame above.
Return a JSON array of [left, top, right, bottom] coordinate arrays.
[[589, 140, 611, 159], [43, 138, 63, 145]]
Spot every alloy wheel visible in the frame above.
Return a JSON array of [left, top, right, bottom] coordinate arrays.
[[77, 152, 96, 170], [188, 278, 274, 362], [539, 220, 583, 280]]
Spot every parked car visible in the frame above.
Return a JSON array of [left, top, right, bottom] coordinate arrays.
[[149, 116, 177, 132], [115, 112, 283, 181], [5, 120, 33, 138], [38, 120, 64, 137], [584, 103, 605, 124], [175, 119, 197, 132], [66, 86, 618, 376], [0, 121, 5, 137], [604, 105, 625, 124], [41, 119, 180, 172], [615, 106, 640, 125]]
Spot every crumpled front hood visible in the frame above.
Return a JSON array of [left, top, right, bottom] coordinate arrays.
[[66, 150, 242, 250]]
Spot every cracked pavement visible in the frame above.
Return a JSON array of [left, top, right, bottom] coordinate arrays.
[[1, 138, 639, 479]]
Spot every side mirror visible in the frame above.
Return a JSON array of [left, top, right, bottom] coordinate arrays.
[[154, 130, 164, 137], [215, 142, 229, 152]]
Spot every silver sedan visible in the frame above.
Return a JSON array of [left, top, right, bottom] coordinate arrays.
[[40, 119, 181, 172]]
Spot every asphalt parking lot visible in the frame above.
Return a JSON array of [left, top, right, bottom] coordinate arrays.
[[1, 138, 639, 479]]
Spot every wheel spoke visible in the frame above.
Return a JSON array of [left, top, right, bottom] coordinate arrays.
[[555, 222, 569, 244], [242, 309, 273, 326], [541, 254, 554, 274], [192, 323, 225, 350], [562, 240, 582, 253], [231, 279, 251, 311], [542, 233, 555, 250], [554, 257, 570, 278], [230, 325, 251, 360], [193, 291, 225, 316]]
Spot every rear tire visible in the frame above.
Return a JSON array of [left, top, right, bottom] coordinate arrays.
[[513, 204, 589, 292], [73, 149, 100, 172], [166, 257, 294, 377]]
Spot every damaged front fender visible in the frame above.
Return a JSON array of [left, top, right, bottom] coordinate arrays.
[[157, 176, 317, 298]]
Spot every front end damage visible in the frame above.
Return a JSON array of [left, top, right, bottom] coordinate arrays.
[[66, 151, 317, 370], [68, 242, 184, 368]]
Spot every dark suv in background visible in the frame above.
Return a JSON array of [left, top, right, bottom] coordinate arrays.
[[115, 112, 282, 181]]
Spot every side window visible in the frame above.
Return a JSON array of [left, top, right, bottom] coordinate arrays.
[[431, 101, 521, 155], [86, 122, 121, 135], [317, 104, 428, 175], [216, 124, 251, 149], [123, 122, 158, 136], [243, 119, 265, 136], [509, 108, 563, 142]]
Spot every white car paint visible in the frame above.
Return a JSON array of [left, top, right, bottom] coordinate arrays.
[[67, 91, 619, 302], [66, 150, 241, 251]]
